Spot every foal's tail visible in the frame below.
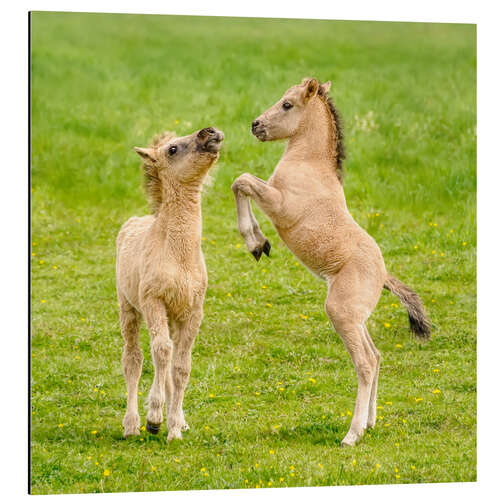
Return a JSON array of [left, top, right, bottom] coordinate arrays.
[[384, 274, 431, 340]]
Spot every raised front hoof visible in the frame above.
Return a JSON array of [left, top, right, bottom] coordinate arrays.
[[263, 240, 271, 257], [341, 430, 363, 447], [146, 421, 161, 435], [251, 247, 263, 261], [167, 428, 183, 442]]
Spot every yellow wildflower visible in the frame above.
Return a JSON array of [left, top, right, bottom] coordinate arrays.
[[91, 430, 97, 435], [432, 389, 441, 394], [265, 303, 272, 308], [269, 449, 275, 455], [384, 322, 391, 328], [104, 469, 111, 476]]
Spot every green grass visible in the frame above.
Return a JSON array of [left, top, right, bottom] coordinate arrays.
[[30, 12, 476, 494]]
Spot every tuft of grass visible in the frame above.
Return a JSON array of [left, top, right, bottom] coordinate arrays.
[[30, 12, 476, 494]]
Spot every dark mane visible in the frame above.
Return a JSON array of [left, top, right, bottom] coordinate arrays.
[[317, 84, 346, 184], [141, 131, 175, 214]]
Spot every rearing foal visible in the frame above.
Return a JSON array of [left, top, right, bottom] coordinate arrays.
[[232, 78, 431, 447]]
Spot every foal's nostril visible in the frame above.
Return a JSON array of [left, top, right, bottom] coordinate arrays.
[[198, 127, 216, 139], [252, 120, 260, 129]]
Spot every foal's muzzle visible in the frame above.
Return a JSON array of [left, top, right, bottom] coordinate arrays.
[[251, 119, 267, 141], [197, 127, 224, 153]]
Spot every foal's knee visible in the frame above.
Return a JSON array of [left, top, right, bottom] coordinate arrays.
[[232, 174, 252, 196], [151, 336, 173, 366], [122, 345, 143, 376]]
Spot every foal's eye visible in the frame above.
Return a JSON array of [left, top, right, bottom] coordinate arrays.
[[282, 101, 293, 110], [168, 145, 177, 156]]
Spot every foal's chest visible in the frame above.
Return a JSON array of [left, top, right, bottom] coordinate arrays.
[[156, 265, 206, 319]]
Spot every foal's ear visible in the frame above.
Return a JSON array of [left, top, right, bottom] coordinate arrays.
[[134, 147, 158, 164], [303, 78, 319, 102], [320, 81, 332, 94]]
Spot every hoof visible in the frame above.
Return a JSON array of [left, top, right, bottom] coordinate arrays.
[[263, 240, 271, 257], [146, 421, 161, 435], [181, 422, 190, 432], [167, 428, 182, 442], [251, 247, 263, 261], [123, 428, 140, 439], [341, 430, 362, 447]]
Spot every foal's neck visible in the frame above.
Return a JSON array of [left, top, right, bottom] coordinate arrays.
[[153, 185, 203, 251], [285, 97, 339, 178]]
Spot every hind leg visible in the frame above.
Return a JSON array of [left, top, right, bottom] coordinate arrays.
[[363, 325, 381, 429], [119, 298, 144, 438], [325, 270, 381, 446]]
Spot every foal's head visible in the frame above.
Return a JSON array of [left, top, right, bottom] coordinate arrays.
[[251, 78, 332, 141], [134, 127, 224, 211]]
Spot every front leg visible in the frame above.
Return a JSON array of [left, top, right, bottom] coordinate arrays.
[[167, 307, 203, 441], [232, 173, 282, 261]]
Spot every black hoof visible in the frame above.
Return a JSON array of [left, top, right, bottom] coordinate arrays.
[[251, 247, 263, 261], [263, 240, 271, 257], [146, 421, 161, 435]]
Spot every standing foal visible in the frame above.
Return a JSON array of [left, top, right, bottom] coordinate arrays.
[[232, 78, 430, 447], [116, 127, 224, 440]]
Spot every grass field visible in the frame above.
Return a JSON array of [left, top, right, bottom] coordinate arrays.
[[30, 12, 476, 494]]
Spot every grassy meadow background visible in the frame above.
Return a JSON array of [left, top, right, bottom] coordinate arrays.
[[30, 12, 476, 494]]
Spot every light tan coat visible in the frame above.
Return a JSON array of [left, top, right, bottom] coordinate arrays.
[[116, 127, 224, 440], [232, 79, 430, 446]]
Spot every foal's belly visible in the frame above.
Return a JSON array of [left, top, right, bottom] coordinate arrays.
[[275, 223, 349, 279]]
